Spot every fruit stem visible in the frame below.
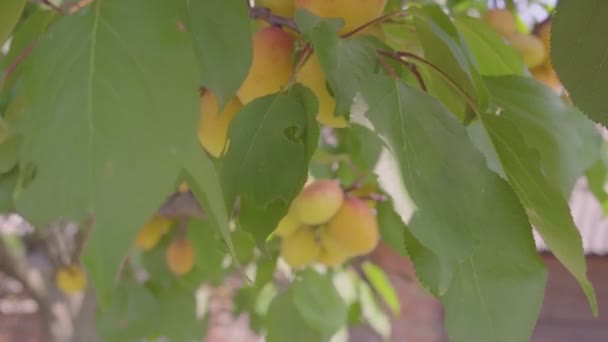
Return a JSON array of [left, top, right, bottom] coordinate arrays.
[[341, 9, 411, 39], [380, 50, 480, 116]]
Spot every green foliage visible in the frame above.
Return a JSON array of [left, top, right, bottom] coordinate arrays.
[[0, 0, 26, 47], [0, 0, 604, 341], [552, 0, 608, 125], [186, 0, 252, 109]]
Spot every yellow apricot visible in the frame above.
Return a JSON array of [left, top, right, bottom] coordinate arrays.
[[273, 211, 301, 237], [291, 179, 345, 225], [296, 54, 348, 128], [482, 9, 516, 37], [280, 226, 321, 268], [256, 0, 295, 18], [317, 230, 352, 266], [135, 216, 173, 251], [166, 238, 196, 276], [198, 91, 242, 157], [56, 265, 87, 295], [237, 26, 295, 104], [325, 197, 379, 256], [531, 64, 562, 93], [177, 181, 189, 193], [295, 0, 388, 34], [506, 33, 547, 68]]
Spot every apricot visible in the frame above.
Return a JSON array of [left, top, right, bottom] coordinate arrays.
[[531, 64, 562, 93], [482, 9, 516, 37], [273, 211, 301, 237], [198, 91, 242, 157], [296, 54, 348, 128], [256, 0, 295, 18], [177, 181, 189, 193], [325, 197, 379, 255], [166, 237, 196, 276], [316, 247, 350, 267], [506, 33, 547, 68], [237, 26, 295, 104], [280, 226, 321, 268], [290, 180, 345, 225], [56, 265, 87, 295], [295, 0, 388, 34], [135, 216, 173, 251]]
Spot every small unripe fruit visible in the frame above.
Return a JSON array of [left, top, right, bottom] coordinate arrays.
[[506, 33, 547, 68], [56, 265, 87, 295], [482, 9, 516, 37], [166, 238, 196, 276], [280, 226, 321, 268], [198, 91, 242, 157], [237, 26, 295, 104], [135, 216, 173, 251], [291, 180, 345, 225], [325, 197, 379, 255], [273, 212, 301, 237]]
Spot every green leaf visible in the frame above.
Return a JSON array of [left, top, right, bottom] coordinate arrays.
[[17, 0, 218, 307], [0, 166, 17, 212], [0, 134, 20, 174], [0, 0, 26, 47], [230, 227, 257, 265], [485, 76, 602, 196], [298, 17, 378, 117], [375, 199, 407, 258], [413, 4, 488, 111], [401, 227, 445, 296], [266, 290, 328, 342], [186, 0, 252, 109], [453, 15, 525, 76], [552, 0, 608, 125], [0, 9, 57, 95], [441, 178, 547, 342], [479, 76, 598, 315], [360, 76, 516, 293], [186, 218, 225, 284], [361, 261, 400, 315], [292, 270, 348, 337], [222, 84, 318, 207], [239, 198, 288, 248]]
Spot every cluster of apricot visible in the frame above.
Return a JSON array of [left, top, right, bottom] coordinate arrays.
[[482, 9, 561, 92], [274, 180, 380, 268], [198, 0, 388, 157], [134, 215, 196, 276]]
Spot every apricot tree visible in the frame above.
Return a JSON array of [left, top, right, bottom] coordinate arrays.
[[0, 0, 606, 341]]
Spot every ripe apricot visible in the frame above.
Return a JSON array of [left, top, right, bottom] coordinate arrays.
[[56, 264, 87, 295], [237, 26, 295, 104], [198, 91, 242, 157], [482, 9, 516, 37], [296, 54, 348, 128], [507, 33, 547, 68], [135, 216, 173, 251], [280, 226, 321, 268], [273, 211, 301, 237], [295, 0, 388, 34], [325, 197, 379, 255], [290, 180, 344, 225], [166, 238, 196, 276]]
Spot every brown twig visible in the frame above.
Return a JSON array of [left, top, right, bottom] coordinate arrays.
[[1, 39, 39, 88], [342, 10, 410, 38], [377, 50, 427, 91], [157, 191, 204, 219], [37, 0, 66, 14], [249, 6, 299, 33]]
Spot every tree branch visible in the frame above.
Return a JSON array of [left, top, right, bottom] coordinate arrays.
[[249, 6, 299, 32], [157, 191, 204, 219]]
